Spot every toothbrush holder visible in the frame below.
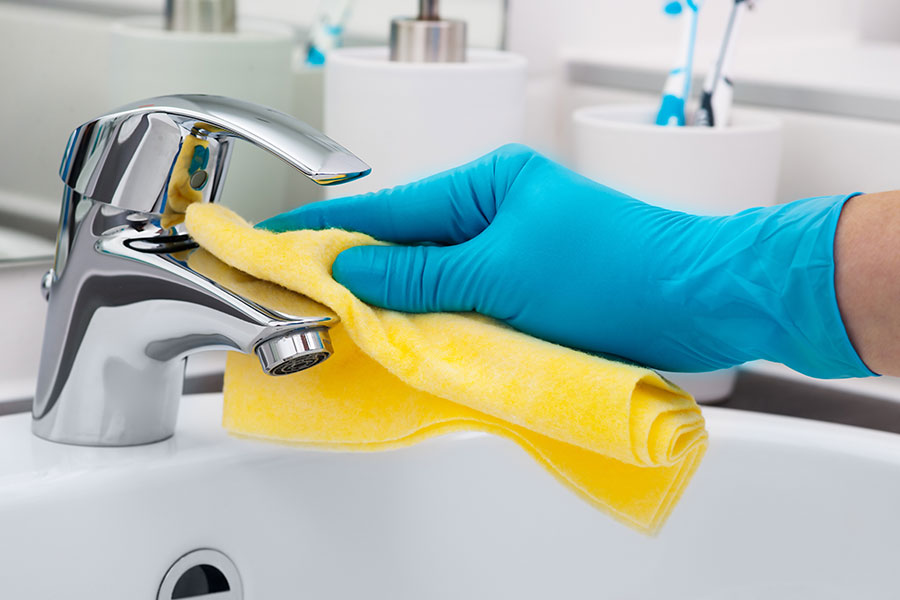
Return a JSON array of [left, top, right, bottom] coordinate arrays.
[[571, 103, 784, 402]]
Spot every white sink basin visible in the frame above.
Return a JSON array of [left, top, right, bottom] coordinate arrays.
[[1, 394, 899, 599]]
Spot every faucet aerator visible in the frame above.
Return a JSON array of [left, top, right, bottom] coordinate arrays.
[[255, 327, 333, 376]]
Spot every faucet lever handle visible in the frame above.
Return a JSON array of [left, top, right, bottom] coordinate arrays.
[[60, 94, 370, 214]]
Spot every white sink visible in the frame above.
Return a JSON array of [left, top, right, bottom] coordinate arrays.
[[1, 394, 899, 599]]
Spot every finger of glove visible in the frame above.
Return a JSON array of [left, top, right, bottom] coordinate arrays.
[[257, 170, 494, 244], [331, 244, 472, 313], [256, 144, 536, 244]]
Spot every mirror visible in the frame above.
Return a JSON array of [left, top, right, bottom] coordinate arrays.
[[0, 0, 506, 265]]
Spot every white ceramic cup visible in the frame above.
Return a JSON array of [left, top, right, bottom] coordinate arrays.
[[572, 104, 783, 402]]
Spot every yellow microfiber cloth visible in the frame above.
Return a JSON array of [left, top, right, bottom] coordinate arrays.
[[185, 203, 708, 534]]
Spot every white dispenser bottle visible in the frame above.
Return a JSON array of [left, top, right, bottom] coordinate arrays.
[[324, 0, 527, 196]]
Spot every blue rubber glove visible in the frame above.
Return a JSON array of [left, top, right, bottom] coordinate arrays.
[[259, 144, 874, 378]]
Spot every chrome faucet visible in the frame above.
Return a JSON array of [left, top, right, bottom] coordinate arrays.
[[32, 94, 371, 447]]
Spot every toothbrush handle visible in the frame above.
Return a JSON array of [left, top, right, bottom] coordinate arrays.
[[711, 78, 734, 127], [656, 2, 701, 127], [693, 0, 746, 127]]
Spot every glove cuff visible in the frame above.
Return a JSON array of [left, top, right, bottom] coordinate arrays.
[[754, 193, 875, 378]]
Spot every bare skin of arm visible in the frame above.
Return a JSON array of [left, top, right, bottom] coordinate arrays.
[[835, 191, 900, 377]]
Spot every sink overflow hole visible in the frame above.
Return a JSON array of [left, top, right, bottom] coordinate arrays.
[[172, 565, 230, 598], [158, 549, 242, 600]]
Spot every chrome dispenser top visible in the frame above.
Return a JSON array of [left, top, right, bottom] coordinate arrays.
[[390, 0, 467, 63]]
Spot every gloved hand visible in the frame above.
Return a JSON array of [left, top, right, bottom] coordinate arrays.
[[259, 144, 874, 378]]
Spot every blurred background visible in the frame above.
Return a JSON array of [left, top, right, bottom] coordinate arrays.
[[2, 0, 900, 404], [4, 0, 900, 253]]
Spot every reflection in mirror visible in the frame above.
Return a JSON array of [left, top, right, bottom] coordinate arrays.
[[0, 0, 506, 266], [0, 192, 57, 264]]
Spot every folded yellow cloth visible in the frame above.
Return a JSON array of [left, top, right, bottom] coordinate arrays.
[[185, 203, 708, 534], [163, 134, 209, 229]]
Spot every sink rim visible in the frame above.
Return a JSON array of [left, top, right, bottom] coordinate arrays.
[[2, 393, 900, 487]]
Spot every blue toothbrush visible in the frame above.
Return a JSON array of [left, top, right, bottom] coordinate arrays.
[[305, 0, 355, 67], [655, 0, 704, 126]]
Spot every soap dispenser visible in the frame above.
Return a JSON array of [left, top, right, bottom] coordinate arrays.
[[323, 0, 527, 196]]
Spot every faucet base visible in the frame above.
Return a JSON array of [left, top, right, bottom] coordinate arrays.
[[32, 355, 184, 447], [31, 424, 176, 447]]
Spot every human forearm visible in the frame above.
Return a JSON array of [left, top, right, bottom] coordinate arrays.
[[835, 191, 900, 376]]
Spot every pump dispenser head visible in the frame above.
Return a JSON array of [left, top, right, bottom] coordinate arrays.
[[165, 0, 236, 33], [390, 0, 467, 62]]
